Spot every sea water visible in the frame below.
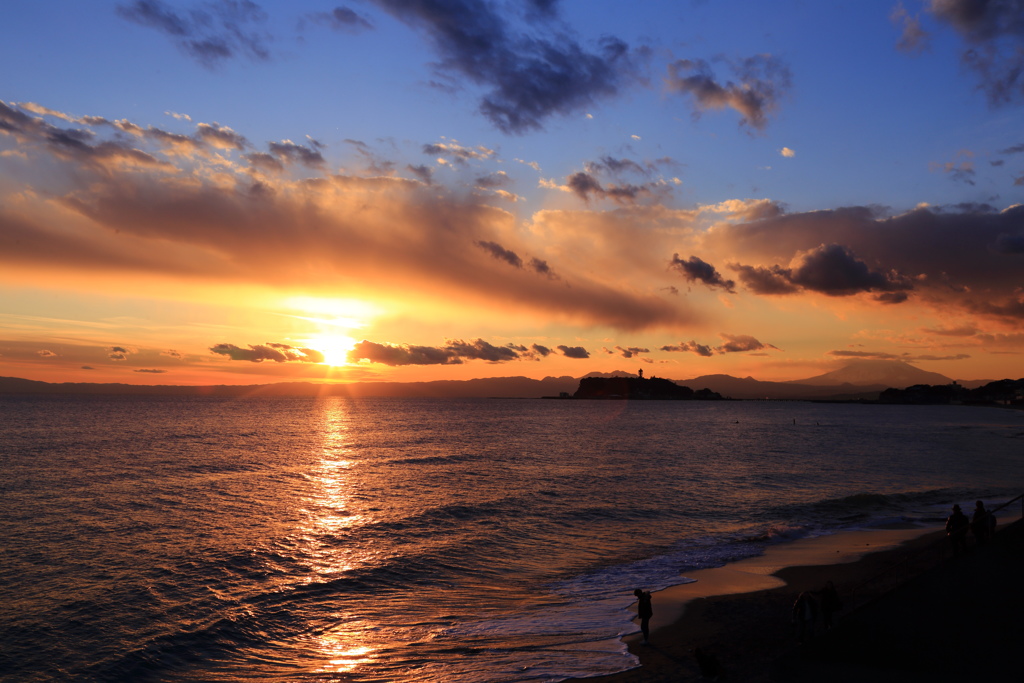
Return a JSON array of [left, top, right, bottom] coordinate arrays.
[[1, 395, 1021, 682]]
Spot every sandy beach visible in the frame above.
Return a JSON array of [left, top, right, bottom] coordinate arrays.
[[581, 516, 1024, 682]]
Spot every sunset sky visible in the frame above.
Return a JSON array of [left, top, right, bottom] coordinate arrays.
[[2, 0, 1023, 386]]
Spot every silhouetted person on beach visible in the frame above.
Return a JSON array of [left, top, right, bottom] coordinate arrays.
[[971, 500, 994, 546], [634, 588, 652, 645], [792, 591, 817, 643], [694, 646, 722, 680], [946, 503, 969, 556], [817, 580, 842, 629]]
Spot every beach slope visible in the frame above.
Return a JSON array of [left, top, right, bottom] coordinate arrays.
[[580, 519, 1023, 682]]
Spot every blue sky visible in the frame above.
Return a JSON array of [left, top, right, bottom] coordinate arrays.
[[1, 0, 1023, 385]]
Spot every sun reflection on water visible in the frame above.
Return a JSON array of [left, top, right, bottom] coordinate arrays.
[[303, 399, 367, 559], [312, 629, 376, 674], [299, 398, 378, 674]]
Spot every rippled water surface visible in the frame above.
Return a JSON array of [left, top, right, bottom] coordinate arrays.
[[2, 396, 1022, 681]]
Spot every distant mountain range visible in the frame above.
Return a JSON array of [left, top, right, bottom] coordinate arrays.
[[0, 360, 1005, 401]]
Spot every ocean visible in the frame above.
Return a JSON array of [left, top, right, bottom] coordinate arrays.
[[2, 395, 1021, 682]]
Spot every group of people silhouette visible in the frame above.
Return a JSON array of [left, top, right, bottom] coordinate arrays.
[[791, 580, 843, 644], [630, 500, 998, 677], [945, 500, 997, 556]]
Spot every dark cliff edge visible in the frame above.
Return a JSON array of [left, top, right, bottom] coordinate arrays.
[[571, 375, 724, 400]]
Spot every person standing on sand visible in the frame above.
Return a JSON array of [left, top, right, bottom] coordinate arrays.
[[817, 580, 842, 630], [971, 500, 993, 546], [792, 591, 818, 643], [634, 588, 653, 645], [945, 504, 969, 556]]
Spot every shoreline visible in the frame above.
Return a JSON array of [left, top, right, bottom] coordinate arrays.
[[576, 524, 949, 682]]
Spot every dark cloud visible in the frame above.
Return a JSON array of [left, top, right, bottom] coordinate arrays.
[[368, 0, 636, 133], [729, 264, 800, 295], [474, 171, 512, 189], [666, 54, 791, 130], [108, 345, 136, 360], [267, 140, 325, 168], [565, 171, 649, 204], [446, 338, 519, 362], [787, 243, 913, 296], [615, 345, 649, 358], [732, 244, 912, 298], [528, 257, 559, 280], [349, 340, 455, 365], [566, 172, 603, 201], [670, 254, 736, 292], [476, 240, 523, 268], [584, 155, 649, 178], [557, 345, 590, 359], [531, 343, 552, 357], [711, 203, 1024, 320], [422, 141, 496, 164], [715, 334, 778, 353], [134, 368, 168, 373], [210, 342, 325, 363], [162, 349, 185, 359], [660, 340, 713, 356], [306, 6, 373, 32], [581, 155, 677, 181], [116, 0, 272, 69], [661, 334, 776, 356], [927, 0, 1024, 104], [349, 338, 524, 365]]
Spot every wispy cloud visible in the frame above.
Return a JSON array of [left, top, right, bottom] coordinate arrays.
[[665, 54, 792, 130], [116, 0, 272, 69]]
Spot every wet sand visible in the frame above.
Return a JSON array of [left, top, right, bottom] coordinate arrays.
[[580, 518, 1024, 682]]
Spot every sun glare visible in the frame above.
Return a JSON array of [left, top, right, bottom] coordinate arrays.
[[311, 335, 358, 366], [283, 297, 378, 367]]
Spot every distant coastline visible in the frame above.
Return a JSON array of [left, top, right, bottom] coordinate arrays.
[[2, 368, 1021, 405]]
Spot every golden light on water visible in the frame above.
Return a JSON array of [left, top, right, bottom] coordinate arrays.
[[304, 399, 379, 676], [313, 631, 376, 674], [300, 399, 367, 576]]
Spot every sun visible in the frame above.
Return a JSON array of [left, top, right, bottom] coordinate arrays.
[[310, 335, 358, 367]]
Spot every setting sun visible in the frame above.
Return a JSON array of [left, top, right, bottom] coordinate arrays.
[[309, 335, 358, 367]]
